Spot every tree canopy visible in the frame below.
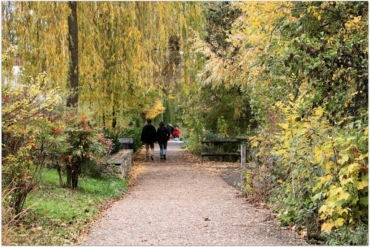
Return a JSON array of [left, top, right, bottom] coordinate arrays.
[[2, 1, 206, 128]]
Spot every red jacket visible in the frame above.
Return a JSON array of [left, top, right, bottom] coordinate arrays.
[[173, 129, 180, 136]]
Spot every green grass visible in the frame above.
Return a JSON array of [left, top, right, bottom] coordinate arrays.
[[5, 169, 128, 245]]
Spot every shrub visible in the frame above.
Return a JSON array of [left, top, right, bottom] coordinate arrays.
[[248, 97, 368, 244], [2, 72, 67, 214], [59, 111, 114, 188]]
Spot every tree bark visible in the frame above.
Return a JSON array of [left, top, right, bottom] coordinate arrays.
[[71, 164, 79, 188], [57, 164, 64, 187], [67, 1, 79, 107], [66, 165, 72, 188], [66, 164, 79, 189], [112, 109, 117, 128]]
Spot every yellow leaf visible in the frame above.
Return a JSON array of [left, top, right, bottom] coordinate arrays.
[[347, 163, 360, 174], [282, 140, 290, 149], [351, 91, 360, 96], [321, 222, 334, 232], [288, 93, 294, 101], [340, 177, 354, 186], [319, 205, 327, 213], [334, 218, 345, 227], [251, 141, 259, 148], [358, 180, 368, 190], [337, 207, 349, 216], [314, 147, 323, 163], [356, 153, 368, 161], [312, 182, 323, 193], [337, 191, 350, 201], [353, 16, 361, 23], [328, 186, 343, 196], [279, 123, 289, 130], [146, 99, 165, 119], [314, 107, 324, 117], [323, 174, 333, 184], [277, 149, 287, 156], [326, 161, 334, 171]]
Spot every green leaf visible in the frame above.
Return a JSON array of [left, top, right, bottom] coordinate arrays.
[[359, 197, 368, 206], [338, 154, 350, 165], [311, 191, 323, 201]]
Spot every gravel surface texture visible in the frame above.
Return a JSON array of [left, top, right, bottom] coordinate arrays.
[[80, 141, 306, 246]]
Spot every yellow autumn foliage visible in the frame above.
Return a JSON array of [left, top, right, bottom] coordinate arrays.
[[146, 99, 166, 119]]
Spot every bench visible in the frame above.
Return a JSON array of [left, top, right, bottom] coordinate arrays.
[[201, 139, 241, 163], [118, 138, 133, 149]]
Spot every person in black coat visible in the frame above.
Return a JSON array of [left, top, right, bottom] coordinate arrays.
[[141, 119, 157, 161], [167, 124, 174, 138], [157, 121, 170, 160]]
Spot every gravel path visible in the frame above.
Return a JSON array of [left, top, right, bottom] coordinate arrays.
[[80, 141, 306, 246]]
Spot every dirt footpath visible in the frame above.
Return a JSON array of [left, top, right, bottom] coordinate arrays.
[[80, 141, 306, 246]]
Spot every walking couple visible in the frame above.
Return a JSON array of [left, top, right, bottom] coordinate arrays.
[[140, 119, 170, 161]]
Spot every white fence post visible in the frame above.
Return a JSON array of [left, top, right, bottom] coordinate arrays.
[[236, 136, 248, 190]]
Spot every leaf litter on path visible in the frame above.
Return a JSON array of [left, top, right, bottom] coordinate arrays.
[[80, 142, 307, 246]]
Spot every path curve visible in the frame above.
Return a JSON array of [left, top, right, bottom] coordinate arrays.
[[80, 141, 306, 245]]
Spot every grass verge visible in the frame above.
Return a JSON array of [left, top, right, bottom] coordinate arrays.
[[3, 169, 128, 245]]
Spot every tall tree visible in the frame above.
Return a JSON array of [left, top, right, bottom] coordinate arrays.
[[2, 2, 206, 129], [67, 1, 79, 107]]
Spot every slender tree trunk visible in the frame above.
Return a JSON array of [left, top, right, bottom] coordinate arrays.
[[67, 1, 79, 107], [71, 164, 79, 188], [57, 164, 64, 187], [66, 165, 72, 188], [112, 109, 117, 128], [14, 187, 31, 215], [66, 164, 79, 189]]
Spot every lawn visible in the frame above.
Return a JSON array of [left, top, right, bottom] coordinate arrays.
[[3, 169, 128, 245]]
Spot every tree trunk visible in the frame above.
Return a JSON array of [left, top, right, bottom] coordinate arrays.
[[66, 164, 79, 189], [66, 165, 72, 188], [71, 164, 79, 188], [57, 164, 64, 187], [112, 109, 117, 128], [67, 1, 79, 107], [14, 188, 30, 215]]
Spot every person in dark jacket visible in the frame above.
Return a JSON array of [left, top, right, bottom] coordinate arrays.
[[167, 123, 174, 139], [141, 119, 157, 161], [157, 122, 170, 160]]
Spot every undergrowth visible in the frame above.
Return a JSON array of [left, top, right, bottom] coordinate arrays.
[[2, 169, 128, 245]]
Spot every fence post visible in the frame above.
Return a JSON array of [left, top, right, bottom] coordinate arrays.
[[236, 136, 248, 190]]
